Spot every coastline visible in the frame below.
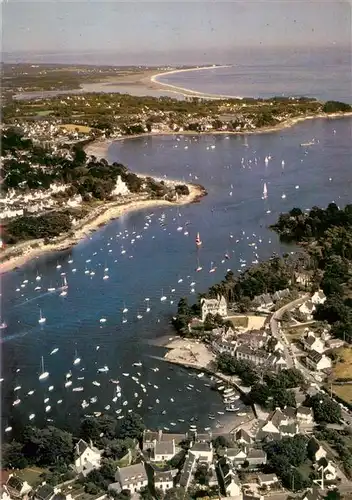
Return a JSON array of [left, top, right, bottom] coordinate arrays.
[[149, 64, 241, 100], [84, 110, 352, 162], [0, 183, 205, 275]]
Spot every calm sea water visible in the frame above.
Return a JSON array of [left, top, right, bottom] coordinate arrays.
[[2, 115, 351, 435], [157, 47, 352, 103]]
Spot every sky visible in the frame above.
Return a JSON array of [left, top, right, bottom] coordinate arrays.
[[2, 1, 351, 64]]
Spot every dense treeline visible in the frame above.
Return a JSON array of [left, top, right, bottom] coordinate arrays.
[[271, 204, 352, 244], [322, 101, 352, 113], [4, 211, 73, 243], [271, 204, 352, 343], [173, 256, 293, 333], [2, 414, 145, 493]]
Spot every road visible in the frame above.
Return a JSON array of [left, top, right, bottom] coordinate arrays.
[[270, 295, 352, 427], [270, 294, 310, 369]]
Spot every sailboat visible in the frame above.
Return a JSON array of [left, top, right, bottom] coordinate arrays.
[[122, 303, 128, 314], [160, 289, 167, 302], [262, 183, 268, 200], [38, 309, 46, 324], [196, 232, 202, 248], [196, 254, 203, 272], [38, 356, 49, 380], [60, 276, 68, 296], [73, 350, 81, 366], [209, 261, 217, 273]]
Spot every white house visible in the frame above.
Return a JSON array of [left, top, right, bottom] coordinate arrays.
[[225, 447, 247, 465], [257, 473, 278, 487], [309, 437, 327, 462], [189, 442, 213, 463], [218, 460, 242, 499], [152, 439, 176, 462], [114, 463, 148, 493], [296, 406, 314, 423], [154, 470, 177, 491], [5, 476, 32, 500], [200, 295, 227, 321], [317, 458, 337, 481], [306, 352, 332, 371], [301, 331, 325, 354], [311, 290, 326, 305], [74, 439, 102, 476], [299, 301, 316, 320]]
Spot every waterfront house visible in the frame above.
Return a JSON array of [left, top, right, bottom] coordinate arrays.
[[153, 470, 177, 491], [235, 345, 268, 366], [143, 430, 186, 450], [114, 463, 148, 493], [74, 439, 102, 476], [301, 331, 325, 354], [189, 442, 213, 463], [296, 406, 314, 423], [200, 295, 227, 321], [306, 351, 332, 371], [212, 337, 237, 356], [235, 428, 253, 445], [311, 290, 326, 305], [152, 439, 176, 462], [5, 476, 32, 500], [179, 452, 197, 490]]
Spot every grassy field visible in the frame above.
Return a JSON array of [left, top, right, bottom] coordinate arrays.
[[332, 347, 352, 379], [59, 124, 92, 133], [331, 384, 352, 404], [16, 467, 46, 487]]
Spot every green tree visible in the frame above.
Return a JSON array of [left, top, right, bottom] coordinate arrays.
[[309, 394, 342, 423]]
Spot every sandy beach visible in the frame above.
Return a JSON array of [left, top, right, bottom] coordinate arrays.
[[0, 180, 205, 274]]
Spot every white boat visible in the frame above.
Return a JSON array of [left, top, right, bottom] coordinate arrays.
[[50, 348, 59, 355], [45, 405, 51, 412], [92, 381, 100, 386], [97, 365, 109, 373], [103, 275, 109, 280], [99, 318, 107, 323], [36, 274, 41, 281], [160, 289, 167, 301], [137, 312, 143, 319], [38, 309, 46, 324], [146, 307, 151, 313], [27, 390, 35, 396], [47, 287, 56, 292], [39, 356, 49, 381], [29, 413, 35, 420], [48, 385, 54, 391], [5, 426, 12, 432], [225, 405, 238, 412], [65, 380, 73, 388], [73, 350, 81, 365], [209, 261, 216, 273], [238, 412, 247, 417], [81, 400, 89, 409], [72, 387, 84, 392], [14, 385, 21, 391], [12, 399, 21, 406], [122, 305, 128, 313]]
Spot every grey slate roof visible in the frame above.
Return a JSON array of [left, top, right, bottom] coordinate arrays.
[[191, 442, 211, 452], [35, 484, 54, 500], [154, 440, 175, 456], [76, 439, 89, 455], [179, 452, 196, 488], [116, 463, 147, 486], [7, 477, 24, 492]]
